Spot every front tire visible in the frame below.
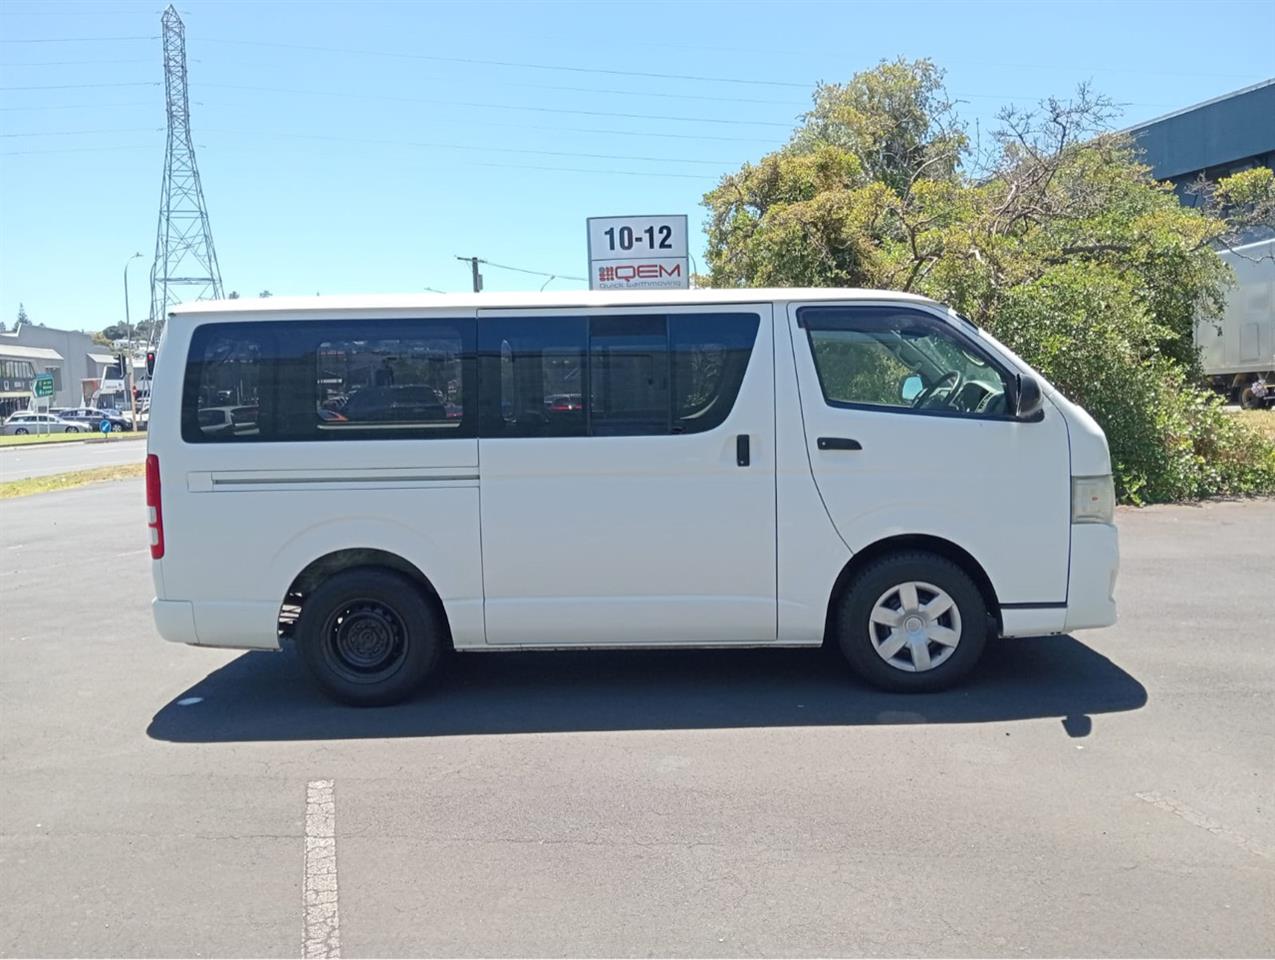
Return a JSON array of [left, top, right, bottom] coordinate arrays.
[[836, 551, 989, 692], [296, 568, 443, 706], [65, 426, 79, 433], [14, 427, 28, 435]]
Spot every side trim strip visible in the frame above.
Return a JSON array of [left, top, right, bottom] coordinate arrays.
[[212, 474, 478, 486], [1001, 601, 1067, 610]]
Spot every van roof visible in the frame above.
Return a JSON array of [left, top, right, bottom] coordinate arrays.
[[169, 287, 938, 317]]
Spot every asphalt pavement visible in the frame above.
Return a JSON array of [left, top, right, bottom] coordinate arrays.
[[0, 483, 1272, 957], [0, 436, 146, 481]]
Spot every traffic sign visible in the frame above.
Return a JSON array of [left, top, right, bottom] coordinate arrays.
[[587, 214, 689, 290], [33, 373, 55, 399]]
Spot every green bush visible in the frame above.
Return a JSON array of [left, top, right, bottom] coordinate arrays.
[[701, 59, 1275, 503]]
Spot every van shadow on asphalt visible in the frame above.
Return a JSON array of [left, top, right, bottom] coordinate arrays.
[[147, 636, 1146, 743]]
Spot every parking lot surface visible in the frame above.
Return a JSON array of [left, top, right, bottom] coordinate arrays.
[[1, 482, 1272, 957]]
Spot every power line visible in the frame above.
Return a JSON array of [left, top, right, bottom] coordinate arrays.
[[0, 80, 158, 90], [0, 143, 155, 156], [185, 58, 804, 107], [0, 58, 153, 67], [199, 128, 740, 166], [0, 100, 153, 111], [468, 159, 716, 181], [197, 82, 794, 127], [0, 127, 160, 138], [479, 259, 587, 282], [200, 37, 812, 88], [0, 36, 156, 43]]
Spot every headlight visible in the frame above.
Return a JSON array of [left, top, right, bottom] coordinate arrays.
[[1072, 474, 1115, 524]]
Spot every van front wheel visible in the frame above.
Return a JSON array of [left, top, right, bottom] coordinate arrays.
[[836, 551, 989, 692], [296, 568, 442, 706]]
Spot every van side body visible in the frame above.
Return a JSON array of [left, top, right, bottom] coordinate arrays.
[[148, 289, 1118, 699]]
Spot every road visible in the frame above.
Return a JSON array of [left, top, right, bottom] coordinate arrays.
[[0, 483, 1272, 957], [0, 436, 146, 481]]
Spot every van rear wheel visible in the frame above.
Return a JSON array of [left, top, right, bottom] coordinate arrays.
[[836, 551, 989, 692], [296, 568, 442, 706]]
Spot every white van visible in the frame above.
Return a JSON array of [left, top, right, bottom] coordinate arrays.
[[147, 289, 1118, 705]]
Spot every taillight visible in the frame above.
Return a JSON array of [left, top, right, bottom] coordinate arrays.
[[146, 453, 165, 559]]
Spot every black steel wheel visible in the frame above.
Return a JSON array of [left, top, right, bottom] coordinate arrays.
[[297, 567, 443, 706]]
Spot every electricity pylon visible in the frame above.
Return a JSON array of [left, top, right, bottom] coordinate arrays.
[[148, 4, 223, 342]]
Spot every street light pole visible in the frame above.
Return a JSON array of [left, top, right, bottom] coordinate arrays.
[[124, 252, 142, 427]]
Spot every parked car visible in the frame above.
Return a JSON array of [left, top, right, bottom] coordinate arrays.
[[58, 407, 133, 432], [3, 411, 88, 435]]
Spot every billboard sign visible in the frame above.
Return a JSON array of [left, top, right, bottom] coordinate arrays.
[[587, 215, 689, 290]]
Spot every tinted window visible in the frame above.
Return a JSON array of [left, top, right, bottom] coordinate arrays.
[[479, 317, 588, 438], [670, 313, 759, 434], [183, 319, 475, 442], [479, 312, 759, 438], [317, 328, 464, 434], [590, 315, 669, 436], [183, 330, 265, 440], [801, 307, 1011, 418]]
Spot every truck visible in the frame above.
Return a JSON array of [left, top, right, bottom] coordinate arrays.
[[1196, 237, 1275, 408]]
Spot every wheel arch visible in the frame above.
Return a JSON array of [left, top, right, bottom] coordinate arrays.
[[823, 534, 1002, 644], [279, 547, 453, 648]]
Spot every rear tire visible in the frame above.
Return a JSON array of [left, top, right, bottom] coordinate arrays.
[[65, 426, 79, 433], [296, 567, 443, 706], [836, 551, 989, 692], [14, 427, 28, 435]]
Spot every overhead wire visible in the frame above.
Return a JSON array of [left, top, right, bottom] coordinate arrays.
[[195, 82, 794, 127], [198, 37, 812, 88], [478, 259, 587, 282], [198, 127, 740, 166]]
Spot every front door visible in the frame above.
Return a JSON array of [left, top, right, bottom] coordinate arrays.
[[789, 301, 1071, 606], [478, 304, 777, 646]]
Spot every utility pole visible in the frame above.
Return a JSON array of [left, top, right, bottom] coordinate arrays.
[[124, 251, 142, 426], [455, 256, 483, 293]]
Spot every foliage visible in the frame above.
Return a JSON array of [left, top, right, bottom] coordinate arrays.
[[16, 303, 28, 326], [701, 60, 1275, 503]]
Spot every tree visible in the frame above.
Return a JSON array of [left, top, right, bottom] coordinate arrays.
[[227, 291, 240, 299], [702, 61, 1275, 502], [258, 290, 272, 298], [16, 303, 28, 327]]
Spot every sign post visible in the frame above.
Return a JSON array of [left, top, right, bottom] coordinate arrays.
[[32, 373, 54, 436], [587, 215, 689, 290]]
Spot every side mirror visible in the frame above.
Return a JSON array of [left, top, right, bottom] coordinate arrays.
[[1013, 373, 1043, 420], [900, 373, 924, 403]]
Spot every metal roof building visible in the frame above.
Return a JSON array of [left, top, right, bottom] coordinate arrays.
[[1125, 79, 1275, 214]]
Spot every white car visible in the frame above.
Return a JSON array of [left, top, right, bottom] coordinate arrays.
[[3, 411, 88, 435], [145, 289, 1118, 706]]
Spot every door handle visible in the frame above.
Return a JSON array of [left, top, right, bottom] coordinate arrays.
[[736, 434, 750, 467], [817, 437, 862, 451]]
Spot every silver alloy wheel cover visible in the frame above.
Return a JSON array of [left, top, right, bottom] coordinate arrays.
[[868, 580, 962, 672]]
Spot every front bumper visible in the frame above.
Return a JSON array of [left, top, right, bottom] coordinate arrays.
[[1064, 522, 1119, 631]]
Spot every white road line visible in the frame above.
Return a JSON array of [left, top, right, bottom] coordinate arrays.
[[1135, 791, 1270, 859], [303, 779, 341, 959]]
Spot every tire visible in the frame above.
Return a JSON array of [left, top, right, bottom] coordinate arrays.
[[296, 567, 443, 706], [65, 426, 79, 433], [1239, 386, 1259, 410], [14, 428, 28, 435], [835, 551, 990, 693]]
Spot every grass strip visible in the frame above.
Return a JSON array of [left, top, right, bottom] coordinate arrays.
[[0, 463, 145, 499]]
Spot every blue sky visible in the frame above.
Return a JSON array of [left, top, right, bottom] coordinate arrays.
[[1, 0, 1272, 332]]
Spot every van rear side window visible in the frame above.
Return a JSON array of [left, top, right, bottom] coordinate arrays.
[[478, 312, 759, 438], [181, 319, 476, 442]]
